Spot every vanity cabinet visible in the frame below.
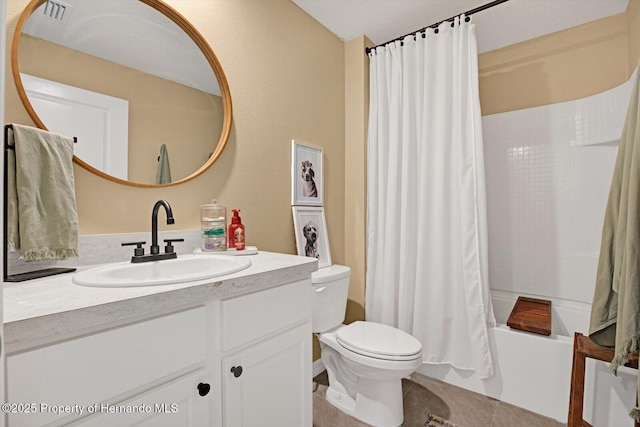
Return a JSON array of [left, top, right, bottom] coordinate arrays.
[[4, 268, 314, 427], [219, 280, 312, 427], [222, 323, 310, 426], [6, 306, 212, 426]]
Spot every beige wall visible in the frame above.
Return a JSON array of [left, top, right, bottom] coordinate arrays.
[[18, 35, 223, 184], [7, 1, 640, 363], [478, 12, 630, 115], [6, 0, 345, 273], [629, 0, 640, 73], [478, 0, 640, 115], [343, 36, 371, 328]]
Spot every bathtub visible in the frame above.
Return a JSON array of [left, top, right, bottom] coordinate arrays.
[[417, 290, 639, 426], [454, 69, 640, 426]]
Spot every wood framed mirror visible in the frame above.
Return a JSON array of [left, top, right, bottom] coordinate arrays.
[[11, 0, 232, 187]]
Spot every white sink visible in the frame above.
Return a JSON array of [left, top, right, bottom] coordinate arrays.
[[72, 254, 252, 288]]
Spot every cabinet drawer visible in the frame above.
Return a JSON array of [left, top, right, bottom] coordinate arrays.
[[7, 306, 207, 426], [221, 280, 310, 351]]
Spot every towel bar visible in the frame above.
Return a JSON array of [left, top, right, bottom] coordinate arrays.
[[2, 124, 77, 282], [4, 124, 77, 149]]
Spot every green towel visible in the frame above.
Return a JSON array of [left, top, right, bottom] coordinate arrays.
[[155, 143, 172, 184], [589, 67, 640, 421], [7, 124, 79, 261]]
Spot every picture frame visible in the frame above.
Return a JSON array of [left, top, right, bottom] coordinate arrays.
[[291, 140, 323, 206], [292, 206, 331, 268]]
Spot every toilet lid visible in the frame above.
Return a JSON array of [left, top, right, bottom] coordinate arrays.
[[335, 321, 422, 361]]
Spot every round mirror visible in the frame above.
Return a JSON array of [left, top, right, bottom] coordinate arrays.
[[12, 0, 232, 187]]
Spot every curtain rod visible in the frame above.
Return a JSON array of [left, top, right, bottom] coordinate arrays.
[[365, 0, 510, 54]]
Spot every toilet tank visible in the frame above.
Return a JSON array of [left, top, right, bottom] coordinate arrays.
[[311, 265, 351, 333]]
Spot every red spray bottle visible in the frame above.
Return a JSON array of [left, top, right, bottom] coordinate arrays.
[[228, 209, 245, 250]]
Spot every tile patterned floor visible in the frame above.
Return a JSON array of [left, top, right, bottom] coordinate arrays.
[[313, 371, 565, 427]]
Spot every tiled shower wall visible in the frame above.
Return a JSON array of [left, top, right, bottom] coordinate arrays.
[[423, 69, 639, 425], [483, 70, 635, 329]]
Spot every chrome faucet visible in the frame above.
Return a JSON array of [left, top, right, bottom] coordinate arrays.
[[122, 200, 183, 263]]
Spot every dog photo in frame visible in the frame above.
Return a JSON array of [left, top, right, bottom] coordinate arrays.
[[291, 140, 323, 206], [292, 206, 331, 268]]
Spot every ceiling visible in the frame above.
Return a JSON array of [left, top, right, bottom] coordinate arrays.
[[291, 0, 630, 53], [21, 0, 219, 95], [19, 0, 630, 94]]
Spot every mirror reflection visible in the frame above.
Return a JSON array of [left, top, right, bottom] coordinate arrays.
[[14, 0, 231, 186]]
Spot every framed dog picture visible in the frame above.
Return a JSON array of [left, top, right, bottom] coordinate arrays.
[[292, 206, 331, 268], [291, 140, 323, 206]]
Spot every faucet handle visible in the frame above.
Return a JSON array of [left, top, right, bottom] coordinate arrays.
[[163, 238, 184, 254], [122, 241, 146, 256]]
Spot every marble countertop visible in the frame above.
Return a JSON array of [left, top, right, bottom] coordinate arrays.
[[4, 251, 317, 349]]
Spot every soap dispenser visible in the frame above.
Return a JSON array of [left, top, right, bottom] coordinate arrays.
[[228, 209, 245, 250], [201, 199, 227, 251]]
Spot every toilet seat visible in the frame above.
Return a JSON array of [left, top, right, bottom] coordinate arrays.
[[335, 321, 422, 361]]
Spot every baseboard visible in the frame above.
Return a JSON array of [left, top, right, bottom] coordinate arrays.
[[312, 359, 325, 378]]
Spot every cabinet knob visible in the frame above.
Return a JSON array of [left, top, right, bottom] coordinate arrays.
[[197, 382, 211, 396], [230, 366, 243, 378]]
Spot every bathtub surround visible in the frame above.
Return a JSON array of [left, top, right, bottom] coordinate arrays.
[[483, 69, 635, 307], [590, 63, 640, 421], [420, 66, 640, 425], [366, 16, 494, 378]]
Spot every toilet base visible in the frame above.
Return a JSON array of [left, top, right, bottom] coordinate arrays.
[[325, 377, 404, 427], [317, 325, 422, 427]]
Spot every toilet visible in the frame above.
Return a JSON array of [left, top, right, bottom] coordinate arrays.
[[312, 265, 422, 427]]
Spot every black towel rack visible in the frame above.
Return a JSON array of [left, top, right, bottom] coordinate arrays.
[[3, 124, 77, 282], [4, 124, 77, 150]]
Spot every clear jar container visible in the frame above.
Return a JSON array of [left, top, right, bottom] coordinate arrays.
[[201, 199, 227, 251]]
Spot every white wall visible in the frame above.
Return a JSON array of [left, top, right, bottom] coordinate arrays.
[[484, 71, 634, 326]]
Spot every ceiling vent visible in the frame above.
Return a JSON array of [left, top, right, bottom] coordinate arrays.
[[42, 0, 72, 22]]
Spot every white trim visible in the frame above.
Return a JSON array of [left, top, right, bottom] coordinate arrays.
[[20, 73, 129, 180]]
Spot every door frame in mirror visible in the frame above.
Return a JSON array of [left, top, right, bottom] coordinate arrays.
[[10, 0, 232, 188]]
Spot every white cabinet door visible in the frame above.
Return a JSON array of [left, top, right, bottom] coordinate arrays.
[[71, 369, 211, 427], [222, 323, 312, 427], [7, 307, 207, 426]]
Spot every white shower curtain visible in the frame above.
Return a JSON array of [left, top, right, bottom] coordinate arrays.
[[366, 16, 495, 377]]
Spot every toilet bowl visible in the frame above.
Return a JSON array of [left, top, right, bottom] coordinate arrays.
[[312, 265, 422, 427]]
